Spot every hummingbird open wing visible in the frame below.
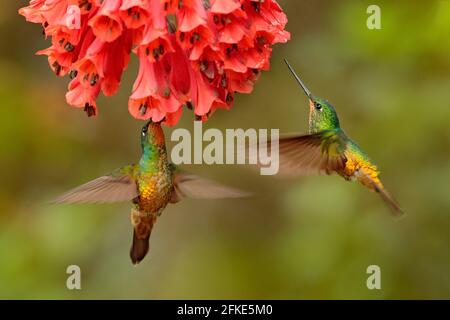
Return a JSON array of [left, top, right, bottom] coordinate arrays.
[[170, 170, 252, 203], [51, 165, 139, 204], [276, 130, 348, 176]]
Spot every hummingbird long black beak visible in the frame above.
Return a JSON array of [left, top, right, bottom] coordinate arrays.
[[284, 59, 314, 101]]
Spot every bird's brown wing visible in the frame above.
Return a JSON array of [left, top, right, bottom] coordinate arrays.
[[170, 171, 252, 203], [51, 166, 139, 204], [276, 130, 348, 176]]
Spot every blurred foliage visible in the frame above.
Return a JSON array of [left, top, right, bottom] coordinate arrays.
[[0, 0, 450, 299]]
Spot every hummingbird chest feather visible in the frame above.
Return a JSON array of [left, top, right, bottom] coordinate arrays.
[[137, 168, 173, 214]]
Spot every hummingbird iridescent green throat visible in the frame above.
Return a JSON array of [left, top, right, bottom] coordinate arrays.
[[279, 59, 402, 215], [53, 121, 250, 264]]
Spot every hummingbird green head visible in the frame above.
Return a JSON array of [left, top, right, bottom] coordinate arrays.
[[284, 59, 340, 133]]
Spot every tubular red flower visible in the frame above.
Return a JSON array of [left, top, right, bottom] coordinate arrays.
[[20, 0, 290, 125], [89, 0, 124, 43]]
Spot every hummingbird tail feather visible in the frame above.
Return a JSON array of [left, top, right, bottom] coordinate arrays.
[[130, 231, 150, 265], [376, 186, 404, 217], [130, 208, 157, 264], [359, 171, 403, 216]]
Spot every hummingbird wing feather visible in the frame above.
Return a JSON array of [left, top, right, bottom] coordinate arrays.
[[171, 170, 252, 201], [276, 130, 347, 176], [51, 165, 139, 204]]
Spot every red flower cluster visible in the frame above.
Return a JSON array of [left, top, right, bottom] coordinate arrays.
[[20, 0, 290, 125]]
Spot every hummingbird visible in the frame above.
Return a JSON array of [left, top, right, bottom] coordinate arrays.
[[277, 59, 402, 215], [53, 121, 251, 264]]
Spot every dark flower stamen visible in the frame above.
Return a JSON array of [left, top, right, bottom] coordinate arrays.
[[226, 93, 234, 104], [64, 42, 75, 52], [90, 74, 99, 86], [52, 61, 62, 76], [84, 103, 96, 117], [221, 76, 227, 88], [139, 104, 147, 115], [163, 87, 170, 98], [69, 70, 78, 79], [153, 48, 160, 60], [166, 14, 178, 33]]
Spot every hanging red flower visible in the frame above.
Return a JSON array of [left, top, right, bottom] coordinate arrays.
[[19, 0, 290, 125]]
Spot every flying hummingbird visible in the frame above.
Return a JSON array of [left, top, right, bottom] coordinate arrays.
[[277, 59, 402, 215], [53, 121, 250, 264]]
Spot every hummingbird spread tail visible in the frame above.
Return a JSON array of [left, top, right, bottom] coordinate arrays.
[[130, 208, 157, 264]]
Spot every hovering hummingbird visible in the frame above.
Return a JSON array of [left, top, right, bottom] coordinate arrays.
[[276, 59, 402, 215], [53, 121, 250, 264]]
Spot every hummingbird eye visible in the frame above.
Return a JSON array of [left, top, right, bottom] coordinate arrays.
[[142, 126, 148, 136], [315, 102, 322, 111]]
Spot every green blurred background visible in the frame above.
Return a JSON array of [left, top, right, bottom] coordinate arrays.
[[1, 0, 450, 299]]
